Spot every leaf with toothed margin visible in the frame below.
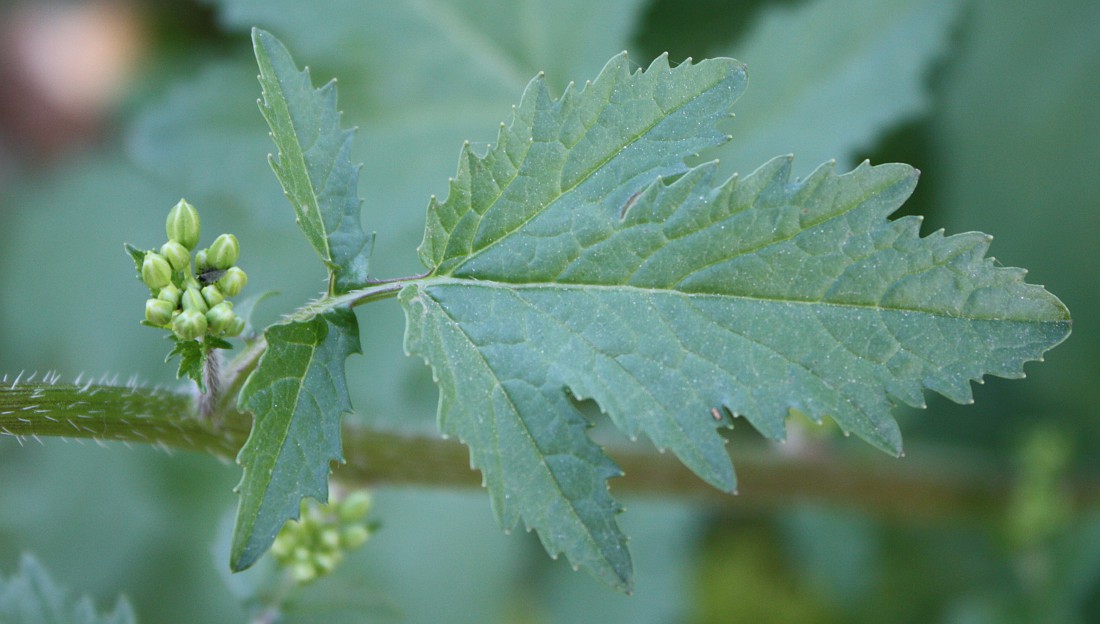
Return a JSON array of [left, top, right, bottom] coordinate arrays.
[[230, 306, 360, 571], [400, 51, 1070, 591], [252, 28, 373, 294]]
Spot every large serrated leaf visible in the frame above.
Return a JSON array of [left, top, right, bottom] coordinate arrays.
[[252, 28, 373, 294], [405, 52, 745, 591], [231, 306, 360, 571], [401, 52, 1070, 590]]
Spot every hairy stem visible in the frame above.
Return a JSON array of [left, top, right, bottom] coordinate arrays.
[[201, 347, 221, 419], [2, 378, 1096, 520], [0, 375, 249, 457]]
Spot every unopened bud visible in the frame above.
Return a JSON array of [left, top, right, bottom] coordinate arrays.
[[181, 286, 208, 314], [194, 249, 210, 272], [201, 284, 225, 308], [338, 491, 371, 522], [145, 298, 174, 326], [224, 316, 246, 338], [160, 240, 191, 272], [340, 525, 370, 550], [313, 552, 340, 574], [208, 234, 239, 270], [320, 527, 341, 549], [291, 561, 318, 584], [172, 309, 207, 341], [157, 283, 181, 307], [205, 302, 235, 335], [165, 199, 201, 250], [217, 267, 247, 297], [141, 253, 172, 290]]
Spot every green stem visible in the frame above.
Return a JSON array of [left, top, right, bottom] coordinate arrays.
[[3, 378, 1097, 520], [0, 375, 249, 457], [212, 278, 412, 415]]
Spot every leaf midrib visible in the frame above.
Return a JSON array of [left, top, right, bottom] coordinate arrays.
[[419, 277, 1065, 323], [243, 327, 322, 518], [259, 39, 333, 263]]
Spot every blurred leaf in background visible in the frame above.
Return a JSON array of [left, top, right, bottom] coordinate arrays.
[[0, 0, 1097, 622]]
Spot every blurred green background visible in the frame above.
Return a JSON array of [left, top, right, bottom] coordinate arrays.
[[0, 0, 1097, 621]]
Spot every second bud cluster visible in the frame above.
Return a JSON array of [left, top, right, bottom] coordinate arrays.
[[139, 199, 248, 341]]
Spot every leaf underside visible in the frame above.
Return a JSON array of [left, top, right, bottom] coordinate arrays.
[[400, 52, 1071, 590], [252, 28, 373, 294], [231, 306, 360, 571]]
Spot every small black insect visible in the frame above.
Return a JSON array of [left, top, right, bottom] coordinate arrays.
[[197, 268, 227, 286]]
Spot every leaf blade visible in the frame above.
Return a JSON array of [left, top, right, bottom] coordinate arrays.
[[401, 48, 1069, 586], [420, 52, 748, 278], [401, 284, 632, 589], [231, 306, 360, 571], [252, 28, 373, 293]]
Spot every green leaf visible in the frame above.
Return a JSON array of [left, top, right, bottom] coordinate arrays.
[[401, 52, 1070, 589], [0, 554, 135, 624], [419, 52, 746, 274], [122, 243, 146, 274], [252, 28, 373, 294], [231, 306, 360, 571], [163, 337, 232, 392], [166, 336, 205, 390], [404, 52, 746, 591]]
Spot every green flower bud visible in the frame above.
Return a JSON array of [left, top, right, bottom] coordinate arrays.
[[205, 301, 235, 334], [340, 525, 370, 550], [194, 249, 210, 272], [313, 552, 341, 575], [157, 283, 181, 307], [320, 527, 341, 549], [293, 546, 311, 564], [181, 286, 208, 314], [172, 309, 207, 341], [291, 561, 319, 584], [201, 284, 225, 308], [166, 199, 201, 250], [141, 252, 172, 290], [217, 267, 247, 297], [338, 491, 371, 523], [160, 240, 191, 272], [224, 316, 246, 338], [145, 298, 174, 326], [208, 233, 239, 270]]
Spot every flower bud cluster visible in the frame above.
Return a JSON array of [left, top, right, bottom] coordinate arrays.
[[138, 199, 249, 342], [270, 491, 373, 584]]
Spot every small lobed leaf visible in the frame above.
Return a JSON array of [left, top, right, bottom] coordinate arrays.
[[231, 306, 360, 571], [122, 243, 146, 274], [0, 554, 135, 624], [252, 28, 373, 294], [401, 52, 1070, 589], [166, 336, 206, 390]]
